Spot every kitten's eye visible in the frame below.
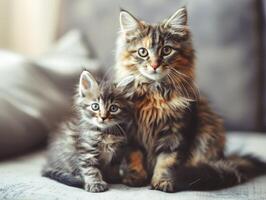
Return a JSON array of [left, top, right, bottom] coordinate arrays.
[[138, 48, 148, 57], [109, 105, 119, 113], [162, 46, 172, 56], [91, 103, 99, 111]]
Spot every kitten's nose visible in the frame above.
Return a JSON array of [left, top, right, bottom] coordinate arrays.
[[151, 62, 159, 70], [100, 116, 107, 121]]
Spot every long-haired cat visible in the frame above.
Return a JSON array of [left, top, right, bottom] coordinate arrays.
[[42, 71, 134, 192], [115, 7, 266, 192]]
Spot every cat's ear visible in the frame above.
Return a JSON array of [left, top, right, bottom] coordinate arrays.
[[163, 7, 188, 34], [120, 9, 141, 33], [79, 71, 99, 97]]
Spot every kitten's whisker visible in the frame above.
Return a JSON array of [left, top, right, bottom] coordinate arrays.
[[115, 124, 126, 136]]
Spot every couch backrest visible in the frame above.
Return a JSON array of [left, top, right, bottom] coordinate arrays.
[[263, 0, 266, 131], [58, 0, 265, 132]]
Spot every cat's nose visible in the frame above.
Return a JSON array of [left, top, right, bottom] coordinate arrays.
[[151, 62, 159, 70], [100, 116, 107, 121]]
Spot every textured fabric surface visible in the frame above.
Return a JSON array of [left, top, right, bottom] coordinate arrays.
[[0, 31, 101, 159], [58, 0, 263, 131], [0, 133, 266, 200]]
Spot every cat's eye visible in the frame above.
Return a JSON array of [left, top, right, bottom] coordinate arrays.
[[109, 105, 119, 113], [91, 103, 99, 111], [162, 46, 172, 56], [138, 48, 148, 57]]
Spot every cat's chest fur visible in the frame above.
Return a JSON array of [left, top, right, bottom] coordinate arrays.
[[98, 134, 125, 164], [133, 85, 188, 149], [135, 87, 187, 123]]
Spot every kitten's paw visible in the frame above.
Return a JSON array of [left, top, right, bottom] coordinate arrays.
[[85, 181, 108, 193], [122, 170, 148, 187], [151, 179, 175, 193]]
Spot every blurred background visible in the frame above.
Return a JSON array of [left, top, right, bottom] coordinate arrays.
[[0, 0, 265, 159], [0, 0, 60, 56]]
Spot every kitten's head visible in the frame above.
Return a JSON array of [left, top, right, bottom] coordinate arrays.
[[116, 7, 195, 85], [76, 71, 131, 130]]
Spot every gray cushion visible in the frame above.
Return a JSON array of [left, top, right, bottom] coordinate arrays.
[[34, 30, 103, 97], [0, 31, 101, 159], [58, 0, 262, 131], [0, 53, 67, 159], [0, 132, 265, 200], [189, 0, 260, 131]]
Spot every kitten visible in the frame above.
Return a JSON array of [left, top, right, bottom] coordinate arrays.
[[42, 71, 134, 192], [115, 7, 266, 192]]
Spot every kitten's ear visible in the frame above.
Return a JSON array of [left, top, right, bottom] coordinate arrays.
[[163, 7, 188, 33], [120, 9, 141, 33], [79, 71, 99, 97]]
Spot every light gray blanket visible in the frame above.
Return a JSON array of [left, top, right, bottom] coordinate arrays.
[[0, 133, 266, 200]]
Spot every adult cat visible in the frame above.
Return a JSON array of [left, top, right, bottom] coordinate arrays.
[[115, 7, 266, 192]]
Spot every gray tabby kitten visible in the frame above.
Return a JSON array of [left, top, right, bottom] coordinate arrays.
[[42, 71, 134, 192]]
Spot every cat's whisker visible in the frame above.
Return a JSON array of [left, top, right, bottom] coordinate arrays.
[[170, 68, 190, 79], [167, 73, 188, 98], [167, 74, 186, 98], [100, 67, 114, 84], [175, 77, 191, 99], [169, 69, 200, 100], [178, 76, 199, 101], [189, 178, 201, 186], [172, 73, 197, 98]]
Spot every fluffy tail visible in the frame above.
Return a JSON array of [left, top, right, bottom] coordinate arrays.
[[42, 169, 84, 188], [173, 155, 266, 191]]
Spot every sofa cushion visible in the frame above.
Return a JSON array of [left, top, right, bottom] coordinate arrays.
[[0, 132, 265, 200], [33, 30, 102, 97], [0, 52, 67, 159], [0, 31, 101, 159]]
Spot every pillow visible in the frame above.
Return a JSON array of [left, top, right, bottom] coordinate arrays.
[[33, 30, 103, 96], [0, 30, 102, 159]]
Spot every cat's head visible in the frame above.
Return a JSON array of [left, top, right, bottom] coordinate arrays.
[[76, 71, 132, 130], [116, 7, 195, 85]]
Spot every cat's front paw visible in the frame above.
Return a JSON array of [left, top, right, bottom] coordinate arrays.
[[122, 169, 148, 187], [85, 181, 108, 193], [151, 178, 175, 193]]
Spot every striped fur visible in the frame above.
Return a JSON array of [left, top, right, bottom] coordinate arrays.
[[42, 71, 134, 192], [115, 7, 266, 192]]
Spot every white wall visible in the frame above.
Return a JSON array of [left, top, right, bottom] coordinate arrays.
[[0, 0, 61, 57], [0, 0, 11, 49]]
